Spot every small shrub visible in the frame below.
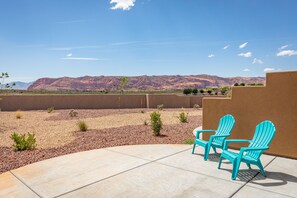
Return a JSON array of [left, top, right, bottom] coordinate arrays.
[[199, 89, 204, 94], [178, 111, 188, 123], [150, 112, 162, 136], [10, 132, 37, 151], [77, 120, 88, 131], [16, 111, 22, 119], [207, 90, 212, 95], [183, 88, 192, 95], [144, 120, 148, 126], [141, 110, 145, 113], [69, 109, 78, 117], [183, 139, 195, 145], [47, 107, 54, 113], [193, 104, 200, 109], [192, 88, 198, 95], [157, 104, 164, 111]]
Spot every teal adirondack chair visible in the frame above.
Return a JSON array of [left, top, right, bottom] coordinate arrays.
[[192, 114, 235, 161], [218, 120, 276, 180]]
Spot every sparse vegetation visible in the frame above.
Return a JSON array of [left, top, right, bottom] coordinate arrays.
[[16, 110, 22, 119], [183, 139, 195, 144], [47, 107, 54, 113], [141, 110, 145, 113], [144, 120, 149, 126], [193, 104, 200, 109], [69, 109, 78, 117], [150, 112, 162, 136], [192, 88, 198, 95], [183, 88, 193, 95], [119, 76, 128, 93], [178, 111, 188, 123], [157, 104, 164, 111], [77, 120, 88, 131], [10, 132, 37, 151], [0, 72, 15, 89]]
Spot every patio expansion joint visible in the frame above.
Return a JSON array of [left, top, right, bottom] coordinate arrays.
[[54, 147, 192, 198], [229, 156, 277, 198], [9, 170, 43, 198]]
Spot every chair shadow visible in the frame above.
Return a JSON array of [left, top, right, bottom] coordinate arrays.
[[219, 167, 297, 186]]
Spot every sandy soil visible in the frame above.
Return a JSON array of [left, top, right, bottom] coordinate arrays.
[[0, 109, 202, 173], [0, 108, 202, 149]]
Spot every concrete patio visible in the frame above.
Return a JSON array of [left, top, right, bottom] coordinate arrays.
[[0, 144, 296, 198]]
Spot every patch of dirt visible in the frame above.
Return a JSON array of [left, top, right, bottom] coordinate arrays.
[[0, 116, 201, 174]]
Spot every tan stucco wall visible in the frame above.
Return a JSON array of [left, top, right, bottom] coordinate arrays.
[[202, 71, 297, 159], [0, 94, 218, 111]]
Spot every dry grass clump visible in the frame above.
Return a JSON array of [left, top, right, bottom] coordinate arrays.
[[16, 110, 22, 119], [77, 120, 88, 131]]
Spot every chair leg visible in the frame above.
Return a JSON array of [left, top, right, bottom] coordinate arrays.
[[257, 161, 266, 177], [192, 143, 196, 154], [246, 163, 251, 169], [232, 159, 241, 180], [212, 146, 217, 153], [204, 145, 211, 161], [218, 156, 223, 169]]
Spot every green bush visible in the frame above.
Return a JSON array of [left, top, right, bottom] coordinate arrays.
[[150, 112, 162, 136], [207, 90, 212, 95], [178, 111, 188, 123], [10, 132, 37, 151], [47, 107, 54, 113], [199, 89, 204, 94], [183, 139, 195, 144], [183, 88, 192, 95], [77, 120, 88, 131], [192, 88, 198, 95], [157, 104, 164, 111]]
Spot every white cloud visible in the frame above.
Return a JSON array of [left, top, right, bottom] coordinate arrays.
[[278, 45, 289, 51], [208, 54, 215, 58], [49, 47, 72, 51], [243, 68, 250, 72], [264, 68, 275, 72], [252, 58, 264, 64], [110, 0, 136, 10], [223, 45, 230, 50], [276, 50, 297, 57], [66, 53, 72, 57], [239, 42, 248, 49], [61, 57, 99, 61], [238, 52, 252, 58]]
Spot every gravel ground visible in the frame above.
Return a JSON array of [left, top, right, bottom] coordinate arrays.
[[0, 109, 201, 148], [0, 115, 201, 174]]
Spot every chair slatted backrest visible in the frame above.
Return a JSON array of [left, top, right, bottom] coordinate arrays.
[[246, 120, 276, 160], [213, 114, 235, 145]]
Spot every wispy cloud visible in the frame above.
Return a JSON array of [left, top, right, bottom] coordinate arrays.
[[243, 68, 250, 72], [264, 68, 275, 72], [252, 58, 264, 64], [66, 53, 72, 57], [110, 0, 136, 10], [238, 52, 252, 57], [61, 57, 99, 61], [278, 45, 289, 51], [208, 54, 215, 58], [276, 50, 297, 57], [223, 45, 230, 50], [239, 42, 248, 49]]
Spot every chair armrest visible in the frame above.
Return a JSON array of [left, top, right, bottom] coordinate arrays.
[[212, 134, 230, 138], [223, 139, 251, 150], [193, 129, 216, 139], [240, 147, 269, 152]]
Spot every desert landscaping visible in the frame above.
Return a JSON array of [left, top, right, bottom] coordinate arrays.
[[0, 108, 202, 173]]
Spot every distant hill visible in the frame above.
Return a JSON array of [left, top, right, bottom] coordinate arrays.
[[28, 75, 265, 91], [8, 81, 33, 90]]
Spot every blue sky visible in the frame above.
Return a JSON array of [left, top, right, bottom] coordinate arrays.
[[0, 0, 297, 82]]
